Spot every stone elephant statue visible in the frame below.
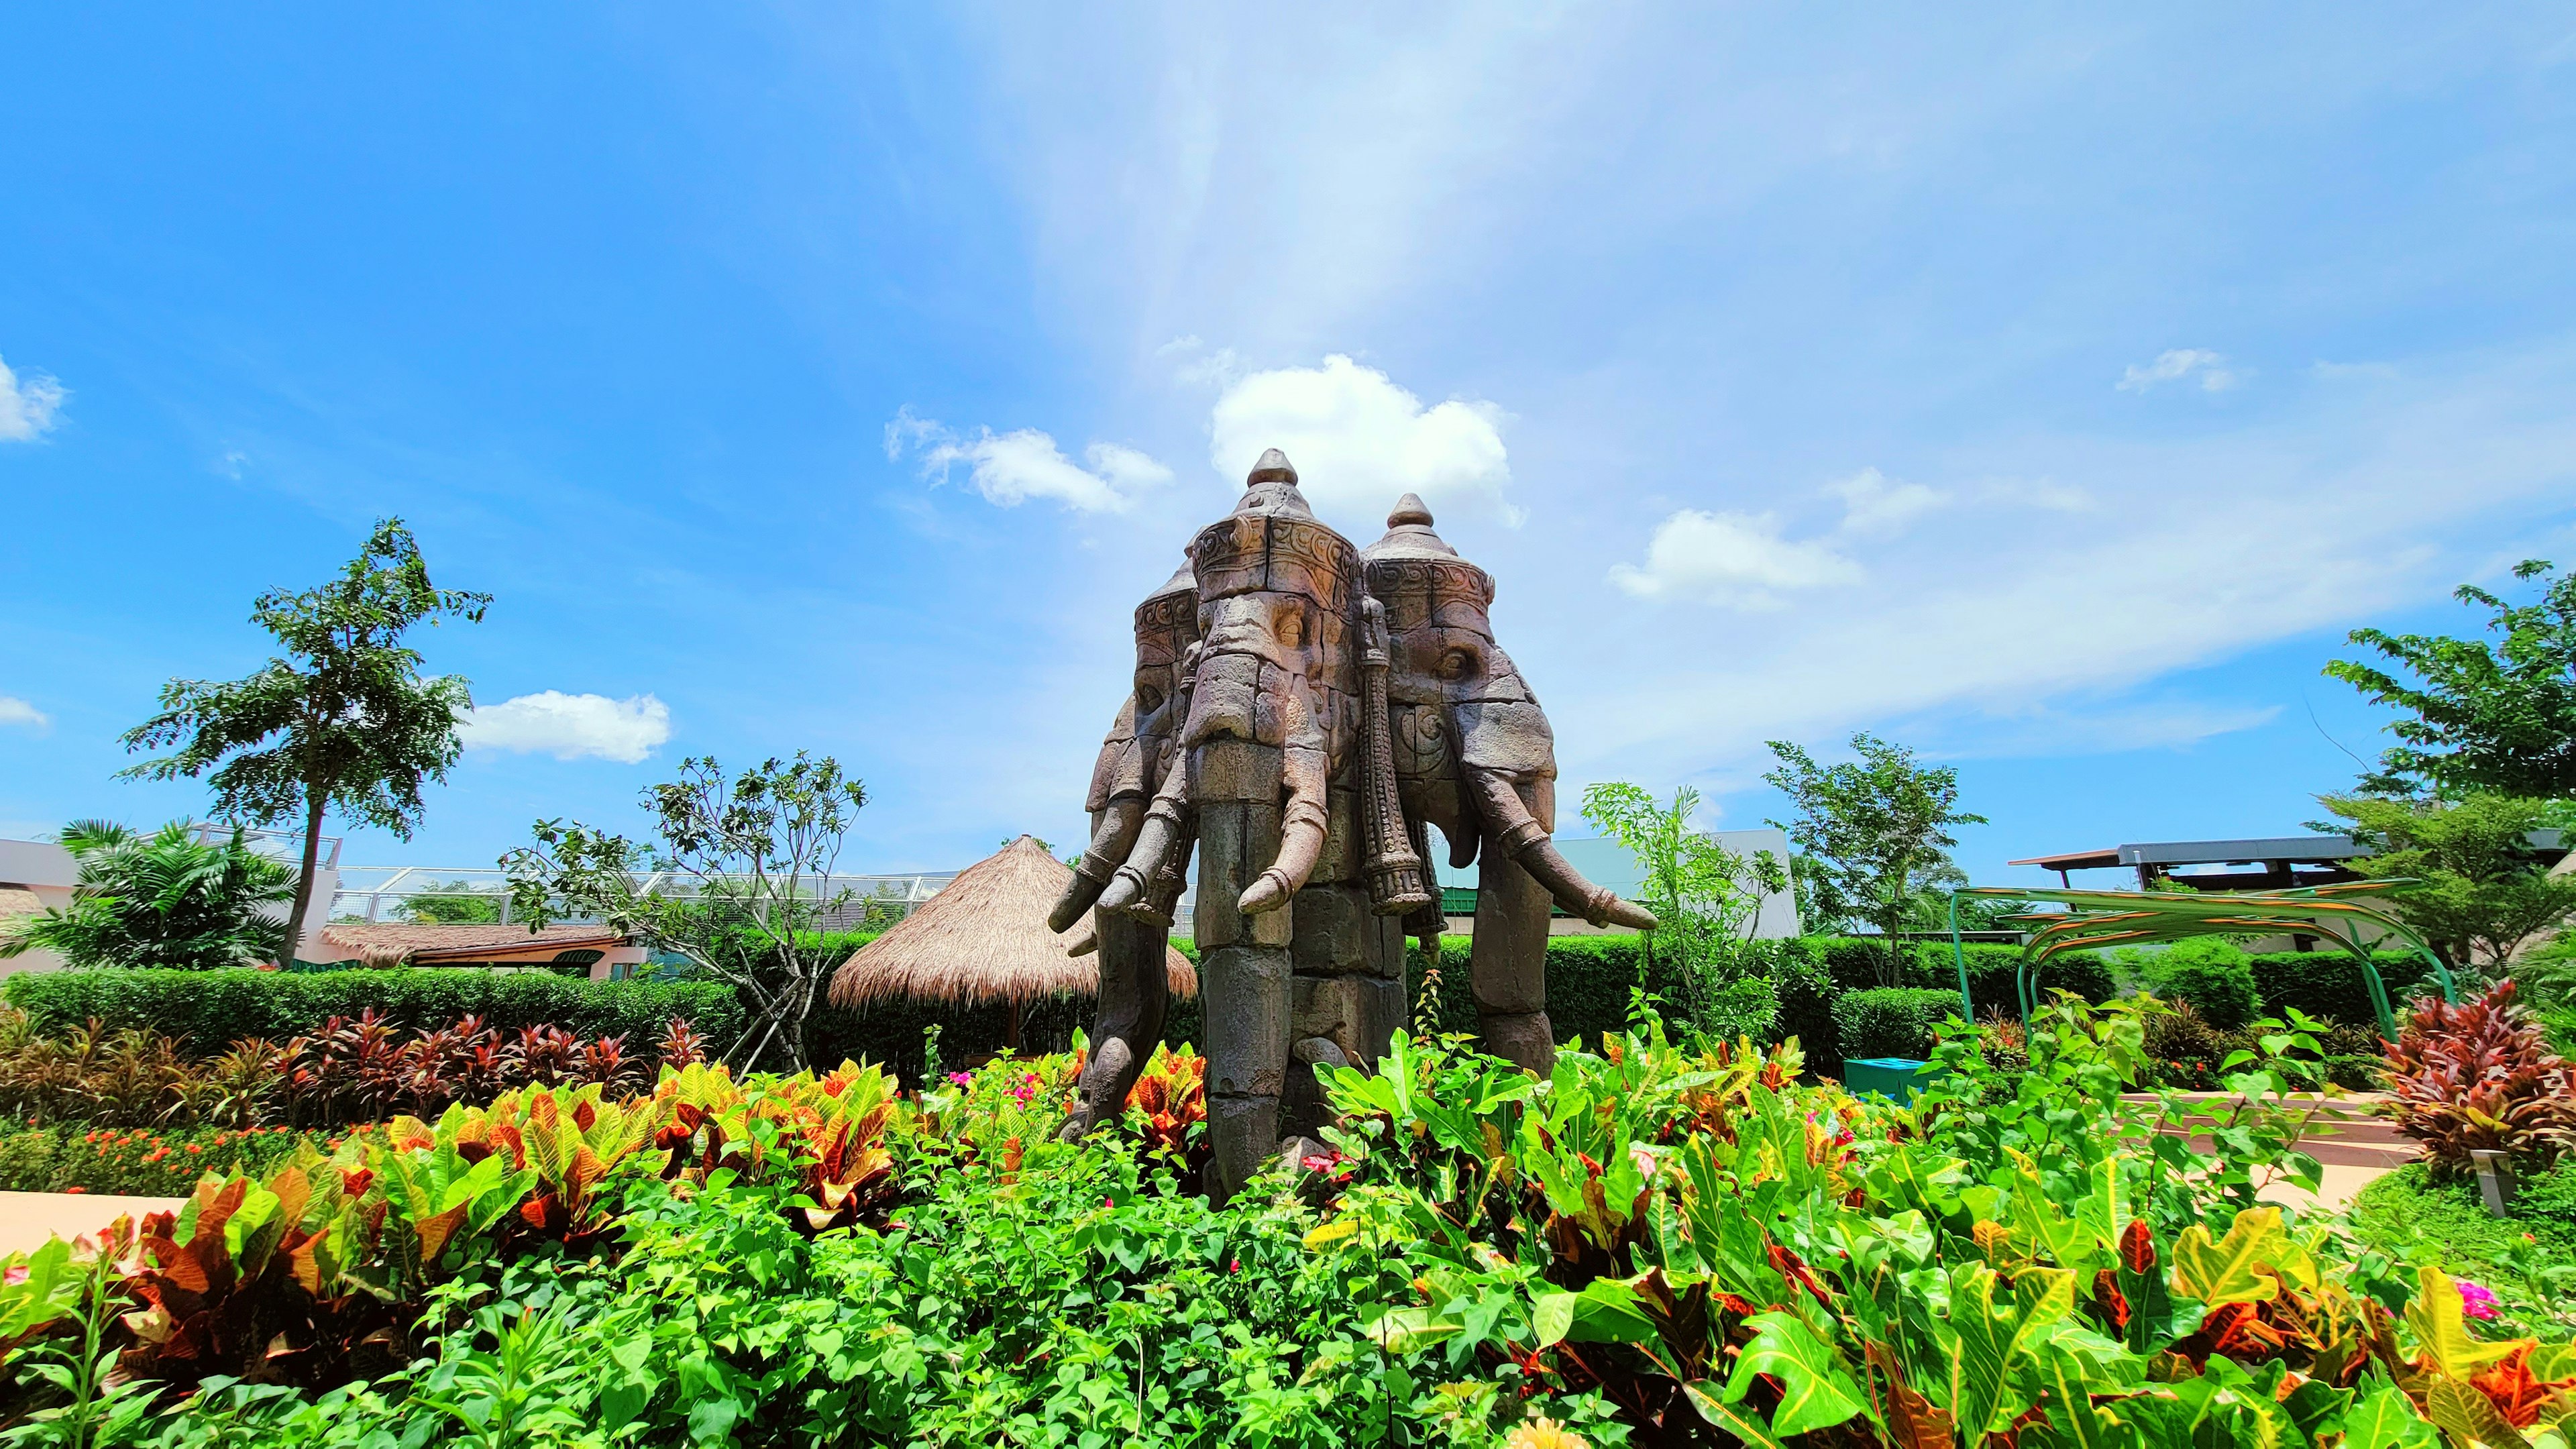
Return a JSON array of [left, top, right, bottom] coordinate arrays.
[[1053, 450, 1654, 1197], [1049, 561, 1197, 1140], [1360, 494, 1657, 1075]]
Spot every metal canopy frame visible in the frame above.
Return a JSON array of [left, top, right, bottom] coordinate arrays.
[[1943, 880, 2457, 1040]]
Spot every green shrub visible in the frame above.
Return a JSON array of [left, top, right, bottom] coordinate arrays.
[[1832, 987, 1968, 1061], [3, 969, 743, 1057], [2142, 938, 2262, 1028], [2246, 949, 2414, 1026], [1810, 936, 2111, 1014]]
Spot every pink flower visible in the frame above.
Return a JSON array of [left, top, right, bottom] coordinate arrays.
[[3, 1265, 27, 1285], [1229, 1258, 1242, 1273], [946, 1071, 973, 1087], [2458, 1279, 2500, 1322], [1301, 1155, 1335, 1173]]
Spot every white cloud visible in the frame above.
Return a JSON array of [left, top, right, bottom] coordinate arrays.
[[1208, 355, 1517, 525], [2118, 348, 2240, 393], [1829, 467, 1947, 536], [462, 692, 672, 764], [0, 356, 65, 442], [1607, 509, 1863, 609], [0, 696, 49, 731], [887, 408, 1172, 514]]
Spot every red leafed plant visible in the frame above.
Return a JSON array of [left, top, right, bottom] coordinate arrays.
[[2381, 979, 2576, 1177], [1126, 1043, 1208, 1167], [117, 1163, 400, 1390]]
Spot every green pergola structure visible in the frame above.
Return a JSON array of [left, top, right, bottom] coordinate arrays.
[[1944, 880, 2457, 1040]]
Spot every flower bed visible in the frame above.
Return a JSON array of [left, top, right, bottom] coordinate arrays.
[[0, 1002, 2565, 1445], [0, 1124, 327, 1197]]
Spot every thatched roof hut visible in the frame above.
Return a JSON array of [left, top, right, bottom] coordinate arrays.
[[828, 835, 1195, 1048]]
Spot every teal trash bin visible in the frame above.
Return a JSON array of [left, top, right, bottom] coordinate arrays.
[[1842, 1057, 1939, 1103]]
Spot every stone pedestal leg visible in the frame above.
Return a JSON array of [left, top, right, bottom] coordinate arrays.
[[1193, 739, 1290, 1203], [1472, 834, 1556, 1075], [1284, 882, 1407, 1139], [1060, 905, 1172, 1142]]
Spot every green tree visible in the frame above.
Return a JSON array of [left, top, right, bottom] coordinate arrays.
[[0, 820, 293, 969], [400, 879, 504, 925], [2326, 559, 2576, 798], [1580, 782, 1788, 1038], [502, 753, 867, 1071], [119, 520, 489, 959], [2320, 793, 2576, 976], [1764, 733, 1987, 987]]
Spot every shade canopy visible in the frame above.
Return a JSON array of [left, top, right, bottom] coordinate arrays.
[[828, 835, 1197, 1010]]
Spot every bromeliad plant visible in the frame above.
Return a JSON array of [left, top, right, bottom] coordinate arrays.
[[1305, 998, 2576, 1446]]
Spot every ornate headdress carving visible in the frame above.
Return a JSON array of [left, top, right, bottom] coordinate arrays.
[[1190, 449, 1359, 618], [1360, 493, 1495, 637]]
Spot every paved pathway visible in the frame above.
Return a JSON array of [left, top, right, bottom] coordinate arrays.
[[0, 1192, 183, 1258]]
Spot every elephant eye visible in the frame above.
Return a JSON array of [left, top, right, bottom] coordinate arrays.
[[1437, 647, 1478, 682]]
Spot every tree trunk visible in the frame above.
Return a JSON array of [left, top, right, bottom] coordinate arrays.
[[285, 787, 327, 967]]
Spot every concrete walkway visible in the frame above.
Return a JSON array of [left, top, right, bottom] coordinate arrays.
[[0, 1192, 183, 1258]]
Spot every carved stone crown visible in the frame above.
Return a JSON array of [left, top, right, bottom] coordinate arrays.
[[1134, 560, 1196, 637], [1190, 449, 1359, 615], [1359, 494, 1495, 631]]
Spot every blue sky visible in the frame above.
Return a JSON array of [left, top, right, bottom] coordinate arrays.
[[2, 6, 2571, 890]]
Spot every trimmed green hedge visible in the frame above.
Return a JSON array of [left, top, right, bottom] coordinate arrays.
[[3, 969, 743, 1057], [2247, 951, 2415, 1028], [1832, 988, 1970, 1061]]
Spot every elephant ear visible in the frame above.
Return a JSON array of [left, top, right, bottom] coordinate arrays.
[[1452, 700, 1556, 777], [1087, 697, 1141, 812]]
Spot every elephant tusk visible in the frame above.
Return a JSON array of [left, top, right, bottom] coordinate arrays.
[[1063, 914, 1097, 957], [1464, 765, 1660, 930], [1051, 796, 1144, 934]]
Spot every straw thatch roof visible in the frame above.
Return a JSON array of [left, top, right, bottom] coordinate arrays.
[[828, 835, 1196, 1010], [318, 922, 625, 968]]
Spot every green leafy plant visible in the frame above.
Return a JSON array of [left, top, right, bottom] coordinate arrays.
[[0, 822, 292, 972]]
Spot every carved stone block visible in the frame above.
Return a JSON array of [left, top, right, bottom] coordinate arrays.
[[1201, 945, 1288, 1099]]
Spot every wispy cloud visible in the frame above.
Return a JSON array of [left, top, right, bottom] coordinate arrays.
[[0, 355, 65, 441], [2118, 348, 2241, 393], [0, 697, 50, 731], [1607, 509, 1862, 608], [462, 692, 672, 763], [1208, 355, 1517, 526], [887, 407, 1172, 514], [1829, 467, 1947, 536]]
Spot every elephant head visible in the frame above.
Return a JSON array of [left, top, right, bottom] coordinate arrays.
[[1095, 449, 1359, 921], [1361, 494, 1656, 934], [1050, 561, 1199, 935]]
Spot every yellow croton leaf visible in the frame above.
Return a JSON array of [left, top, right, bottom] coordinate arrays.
[[2168, 1207, 2310, 1307], [2406, 1267, 2527, 1382]]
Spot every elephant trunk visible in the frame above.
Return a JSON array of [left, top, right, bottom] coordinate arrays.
[[1464, 765, 1659, 930], [1051, 795, 1144, 934], [1095, 772, 1191, 926], [1236, 696, 1328, 916]]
